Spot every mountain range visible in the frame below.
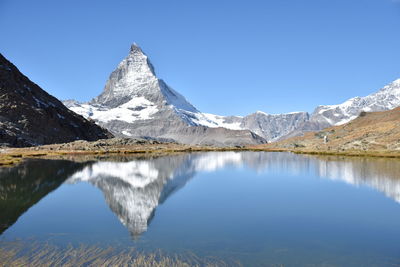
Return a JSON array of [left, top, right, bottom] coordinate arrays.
[[282, 78, 400, 139], [1, 44, 399, 148], [65, 44, 400, 144]]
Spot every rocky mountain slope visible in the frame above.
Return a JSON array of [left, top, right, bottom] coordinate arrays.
[[266, 107, 400, 152], [65, 44, 266, 146], [0, 53, 112, 147], [194, 111, 310, 141]]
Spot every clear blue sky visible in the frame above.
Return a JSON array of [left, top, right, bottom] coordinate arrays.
[[1, 0, 400, 115]]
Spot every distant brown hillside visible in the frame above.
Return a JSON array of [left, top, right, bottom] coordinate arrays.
[[260, 107, 400, 153]]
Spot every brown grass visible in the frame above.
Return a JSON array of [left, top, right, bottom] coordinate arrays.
[[0, 241, 241, 267], [0, 144, 248, 167], [2, 143, 400, 168]]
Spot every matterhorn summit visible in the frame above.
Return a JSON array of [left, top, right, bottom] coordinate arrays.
[[93, 43, 198, 113], [65, 44, 266, 146]]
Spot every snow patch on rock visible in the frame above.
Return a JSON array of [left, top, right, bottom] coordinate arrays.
[[69, 97, 159, 123]]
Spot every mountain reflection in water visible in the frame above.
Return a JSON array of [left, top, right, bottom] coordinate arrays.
[[65, 152, 400, 237], [0, 160, 89, 234]]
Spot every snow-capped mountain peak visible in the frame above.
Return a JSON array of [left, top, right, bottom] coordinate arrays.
[[63, 43, 311, 143], [130, 42, 144, 53], [63, 44, 400, 144], [311, 78, 400, 126], [92, 44, 158, 107], [380, 78, 400, 94], [93, 43, 198, 114], [64, 44, 266, 145]]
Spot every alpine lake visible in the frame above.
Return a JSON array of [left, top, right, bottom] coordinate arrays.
[[1, 152, 400, 266]]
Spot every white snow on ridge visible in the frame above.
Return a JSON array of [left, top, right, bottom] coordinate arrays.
[[188, 112, 243, 130], [160, 82, 198, 113], [335, 115, 358, 126], [69, 97, 159, 123], [315, 79, 400, 126], [121, 130, 132, 136]]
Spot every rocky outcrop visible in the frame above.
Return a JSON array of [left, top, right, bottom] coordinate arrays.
[[0, 53, 113, 147]]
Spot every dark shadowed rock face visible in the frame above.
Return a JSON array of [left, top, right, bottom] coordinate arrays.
[[0, 54, 113, 147]]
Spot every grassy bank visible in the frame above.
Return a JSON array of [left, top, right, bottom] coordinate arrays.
[[2, 140, 400, 167], [291, 149, 400, 158], [247, 145, 400, 159], [0, 142, 246, 167], [0, 241, 239, 267]]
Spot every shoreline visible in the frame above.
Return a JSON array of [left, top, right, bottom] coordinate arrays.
[[0, 141, 249, 167], [2, 143, 400, 167], [249, 146, 400, 159]]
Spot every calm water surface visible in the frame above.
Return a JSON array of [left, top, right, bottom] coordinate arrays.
[[1, 152, 400, 266]]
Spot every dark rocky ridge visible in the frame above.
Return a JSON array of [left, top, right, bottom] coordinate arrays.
[[0, 53, 113, 147]]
